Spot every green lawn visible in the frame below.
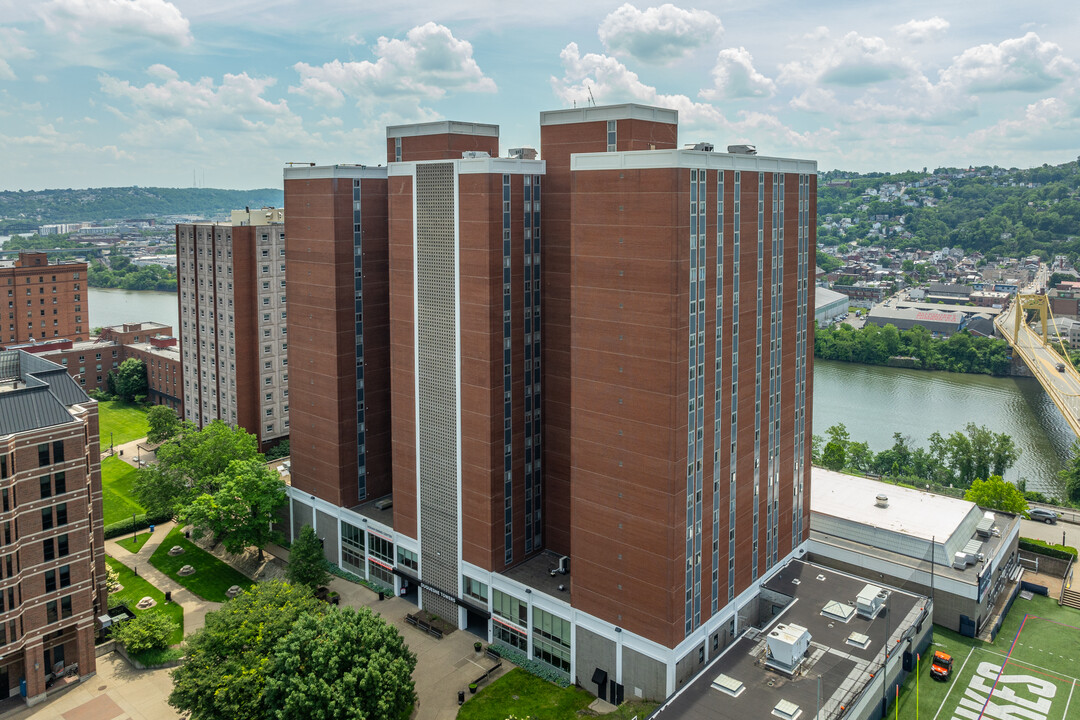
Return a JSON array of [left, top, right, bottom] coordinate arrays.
[[99, 400, 149, 446], [101, 455, 146, 526], [148, 526, 254, 602], [895, 594, 1080, 720], [106, 555, 184, 645], [114, 528, 153, 554], [457, 668, 657, 720]]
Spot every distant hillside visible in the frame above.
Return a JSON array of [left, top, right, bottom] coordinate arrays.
[[0, 186, 285, 232]]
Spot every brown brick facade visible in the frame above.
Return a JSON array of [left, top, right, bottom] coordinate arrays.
[[1, 253, 87, 346]]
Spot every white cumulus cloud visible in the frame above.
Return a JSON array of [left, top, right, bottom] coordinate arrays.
[[894, 17, 950, 43], [99, 65, 291, 132], [598, 3, 722, 64], [0, 27, 34, 80], [40, 0, 193, 48], [939, 32, 1078, 93], [290, 23, 496, 108], [700, 47, 775, 100], [551, 42, 723, 125], [779, 31, 914, 88]]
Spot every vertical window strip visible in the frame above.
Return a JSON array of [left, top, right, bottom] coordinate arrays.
[[729, 170, 740, 603], [354, 181, 367, 502], [712, 170, 723, 614], [503, 174, 513, 565]]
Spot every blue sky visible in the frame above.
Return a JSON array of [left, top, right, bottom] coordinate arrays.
[[0, 0, 1077, 190]]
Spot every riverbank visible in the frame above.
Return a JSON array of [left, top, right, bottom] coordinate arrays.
[[814, 322, 1011, 375]]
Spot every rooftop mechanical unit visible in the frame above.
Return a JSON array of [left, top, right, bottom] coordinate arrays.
[[373, 497, 393, 511], [976, 512, 995, 538], [764, 623, 811, 675], [855, 584, 887, 618], [727, 144, 757, 155]]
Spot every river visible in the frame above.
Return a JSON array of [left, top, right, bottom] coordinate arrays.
[[812, 359, 1072, 494], [88, 287, 178, 333]]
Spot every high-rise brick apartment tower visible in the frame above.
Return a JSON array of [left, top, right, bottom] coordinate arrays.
[[538, 105, 678, 555], [284, 166, 391, 521], [568, 145, 816, 665], [386, 122, 546, 621], [177, 209, 289, 448], [0, 253, 88, 347], [282, 108, 816, 703], [0, 351, 107, 706]]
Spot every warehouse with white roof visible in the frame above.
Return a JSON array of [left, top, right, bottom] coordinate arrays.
[[808, 468, 1021, 638]]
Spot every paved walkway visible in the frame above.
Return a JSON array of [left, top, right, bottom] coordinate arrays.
[[104, 521, 222, 634], [100, 437, 158, 469], [18, 525, 504, 720]]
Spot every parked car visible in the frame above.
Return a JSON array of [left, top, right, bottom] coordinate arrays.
[[1030, 508, 1059, 524], [930, 651, 953, 681]]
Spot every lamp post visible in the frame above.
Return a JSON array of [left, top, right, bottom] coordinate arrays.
[[110, 431, 113, 455], [132, 512, 137, 544], [881, 599, 890, 719]]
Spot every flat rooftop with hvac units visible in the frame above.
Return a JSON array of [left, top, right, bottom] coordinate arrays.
[[650, 559, 932, 720], [808, 469, 1021, 639]]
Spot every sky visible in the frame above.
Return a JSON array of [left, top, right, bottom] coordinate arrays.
[[0, 0, 1078, 191]]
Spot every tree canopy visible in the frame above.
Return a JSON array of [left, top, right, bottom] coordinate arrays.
[[286, 524, 331, 590], [112, 358, 148, 403], [146, 405, 181, 444], [964, 475, 1029, 515], [812, 422, 1020, 491], [178, 459, 286, 560], [1058, 440, 1080, 504], [169, 581, 323, 720], [170, 581, 416, 720], [815, 323, 1011, 376], [264, 606, 417, 720], [133, 419, 262, 517]]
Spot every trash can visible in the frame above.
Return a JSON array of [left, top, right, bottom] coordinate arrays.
[[164, 591, 172, 603], [149, 525, 155, 533], [458, 690, 464, 705], [378, 591, 385, 601]]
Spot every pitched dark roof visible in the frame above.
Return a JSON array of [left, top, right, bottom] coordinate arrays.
[[0, 351, 91, 436]]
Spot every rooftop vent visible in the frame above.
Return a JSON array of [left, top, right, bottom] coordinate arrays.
[[373, 497, 393, 511], [772, 699, 802, 720], [508, 147, 538, 160], [846, 631, 871, 649], [727, 144, 757, 155], [711, 673, 745, 697], [765, 623, 811, 675], [875, 494, 889, 508], [684, 142, 714, 152], [461, 151, 491, 159], [855, 584, 886, 618]]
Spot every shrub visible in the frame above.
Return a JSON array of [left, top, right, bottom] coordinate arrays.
[[110, 610, 177, 653], [103, 512, 173, 539], [1019, 537, 1078, 560], [489, 644, 571, 687]]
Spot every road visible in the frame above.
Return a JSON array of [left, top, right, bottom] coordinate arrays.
[[1020, 516, 1080, 549]]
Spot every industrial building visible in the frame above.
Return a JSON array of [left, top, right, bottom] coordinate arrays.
[[815, 286, 849, 326], [863, 306, 964, 336], [283, 104, 818, 701], [808, 469, 1020, 638]]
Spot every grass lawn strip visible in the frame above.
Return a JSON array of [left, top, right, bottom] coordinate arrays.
[[114, 530, 153, 554], [101, 455, 146, 526], [456, 667, 657, 720], [148, 526, 254, 602], [105, 555, 183, 645], [98, 400, 149, 446]]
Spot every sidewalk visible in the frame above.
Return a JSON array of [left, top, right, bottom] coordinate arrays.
[[100, 436, 158, 469], [104, 521, 222, 634]]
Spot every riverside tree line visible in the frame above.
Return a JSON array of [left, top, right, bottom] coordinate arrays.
[[815, 322, 1012, 375]]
